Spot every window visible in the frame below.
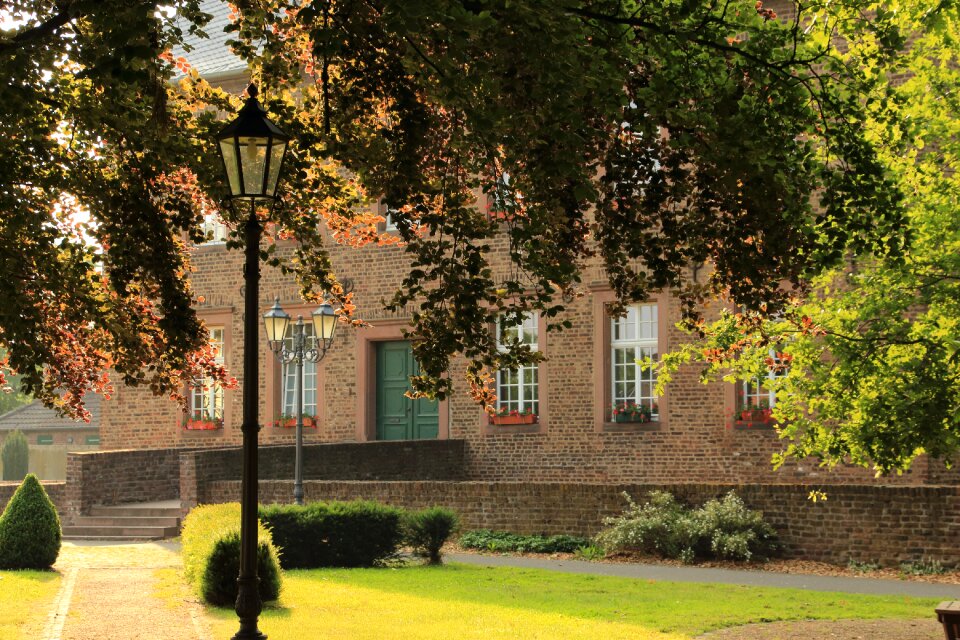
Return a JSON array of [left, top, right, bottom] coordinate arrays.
[[739, 349, 788, 416], [488, 171, 517, 218], [36, 435, 53, 445], [84, 435, 100, 445], [281, 323, 317, 417], [201, 211, 228, 244], [610, 303, 659, 419], [383, 206, 399, 232], [495, 312, 539, 416], [190, 326, 225, 423]]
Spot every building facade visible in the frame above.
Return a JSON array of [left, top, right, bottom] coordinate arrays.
[[98, 0, 952, 487]]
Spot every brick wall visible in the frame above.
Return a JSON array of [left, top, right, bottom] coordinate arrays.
[[0, 481, 66, 513], [204, 480, 960, 567], [180, 439, 465, 512], [63, 448, 189, 519]]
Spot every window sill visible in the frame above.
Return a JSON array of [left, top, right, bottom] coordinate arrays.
[[602, 421, 662, 433], [485, 422, 544, 435], [732, 420, 778, 431], [181, 428, 224, 438]]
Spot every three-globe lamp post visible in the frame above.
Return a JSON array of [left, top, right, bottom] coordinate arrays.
[[215, 84, 290, 640], [262, 298, 337, 505]]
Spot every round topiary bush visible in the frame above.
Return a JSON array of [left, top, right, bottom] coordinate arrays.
[[201, 530, 282, 607], [1, 430, 29, 481], [0, 474, 61, 569]]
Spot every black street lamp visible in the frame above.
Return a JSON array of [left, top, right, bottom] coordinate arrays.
[[215, 84, 290, 640], [263, 298, 337, 505]]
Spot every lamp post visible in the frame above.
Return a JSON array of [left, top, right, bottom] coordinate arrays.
[[215, 84, 290, 640], [263, 298, 337, 505]]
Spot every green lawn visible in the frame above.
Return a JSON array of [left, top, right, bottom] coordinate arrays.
[[0, 570, 61, 639], [201, 563, 938, 640]]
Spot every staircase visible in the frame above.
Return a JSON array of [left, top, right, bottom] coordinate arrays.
[[62, 501, 182, 541]]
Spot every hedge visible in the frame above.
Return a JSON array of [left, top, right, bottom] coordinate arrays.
[[259, 500, 404, 569]]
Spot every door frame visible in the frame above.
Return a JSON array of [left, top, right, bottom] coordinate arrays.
[[356, 319, 449, 442]]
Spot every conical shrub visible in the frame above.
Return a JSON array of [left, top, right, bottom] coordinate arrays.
[[0, 474, 61, 569], [1, 430, 28, 481]]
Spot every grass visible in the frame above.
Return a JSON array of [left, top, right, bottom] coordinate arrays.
[[200, 563, 939, 640], [0, 570, 61, 639]]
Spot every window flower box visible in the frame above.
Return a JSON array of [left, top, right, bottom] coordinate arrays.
[[271, 415, 318, 429], [490, 409, 538, 425], [183, 418, 222, 431], [610, 402, 656, 424]]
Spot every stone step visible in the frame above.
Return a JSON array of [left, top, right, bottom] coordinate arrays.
[[62, 525, 180, 538], [88, 505, 182, 518], [70, 515, 181, 528]]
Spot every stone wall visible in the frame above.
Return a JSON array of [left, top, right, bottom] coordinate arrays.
[[180, 439, 465, 512], [0, 480, 66, 512], [63, 448, 190, 518], [205, 480, 960, 567]]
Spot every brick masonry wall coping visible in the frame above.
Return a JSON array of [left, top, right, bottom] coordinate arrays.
[[202, 480, 960, 567], [0, 480, 66, 512], [179, 439, 466, 512]]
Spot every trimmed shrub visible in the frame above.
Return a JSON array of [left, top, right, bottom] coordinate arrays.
[[595, 490, 779, 563], [404, 507, 459, 564], [458, 530, 591, 554], [181, 503, 282, 607], [1, 430, 28, 481], [260, 500, 404, 569], [0, 474, 61, 569]]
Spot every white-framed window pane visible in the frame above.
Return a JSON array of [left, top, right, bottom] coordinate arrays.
[[495, 312, 539, 414], [190, 326, 224, 421], [611, 304, 659, 417], [281, 323, 317, 416], [201, 211, 228, 244], [741, 349, 787, 410]]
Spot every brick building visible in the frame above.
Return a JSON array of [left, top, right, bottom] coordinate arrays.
[[99, 0, 952, 488]]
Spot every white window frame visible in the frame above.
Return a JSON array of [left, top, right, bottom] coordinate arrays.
[[610, 303, 659, 419], [201, 211, 228, 244], [190, 326, 225, 422], [281, 323, 318, 417], [495, 312, 539, 415], [741, 349, 787, 410]]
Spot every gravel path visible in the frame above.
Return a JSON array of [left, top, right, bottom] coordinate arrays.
[[697, 618, 942, 639], [46, 542, 211, 640]]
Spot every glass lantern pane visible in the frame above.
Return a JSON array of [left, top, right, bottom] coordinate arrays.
[[219, 140, 241, 196], [266, 139, 287, 196], [239, 136, 269, 196]]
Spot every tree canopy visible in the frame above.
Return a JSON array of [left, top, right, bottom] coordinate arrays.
[[660, 0, 960, 475], [0, 0, 927, 438]]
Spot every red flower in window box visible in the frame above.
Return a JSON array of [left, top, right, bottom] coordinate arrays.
[[739, 400, 774, 424], [489, 408, 538, 425], [611, 401, 654, 423]]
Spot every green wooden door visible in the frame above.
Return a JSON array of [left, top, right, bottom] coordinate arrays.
[[375, 341, 439, 440]]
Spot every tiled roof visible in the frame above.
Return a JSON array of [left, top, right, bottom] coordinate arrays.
[[0, 395, 100, 431], [172, 0, 247, 78]]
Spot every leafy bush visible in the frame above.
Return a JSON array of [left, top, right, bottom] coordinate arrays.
[[1, 430, 28, 481], [595, 491, 779, 563], [458, 530, 591, 554], [0, 474, 61, 569], [847, 558, 881, 573], [404, 507, 459, 564], [574, 544, 607, 561], [899, 558, 945, 576], [181, 503, 282, 607], [259, 500, 404, 569]]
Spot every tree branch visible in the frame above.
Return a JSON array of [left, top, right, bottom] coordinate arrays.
[[0, 4, 75, 56]]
